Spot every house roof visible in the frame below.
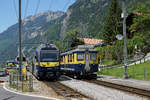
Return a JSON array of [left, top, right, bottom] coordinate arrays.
[[81, 38, 103, 45]]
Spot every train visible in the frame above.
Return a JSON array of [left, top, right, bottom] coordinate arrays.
[[31, 44, 60, 80], [60, 45, 98, 79], [6, 61, 17, 69]]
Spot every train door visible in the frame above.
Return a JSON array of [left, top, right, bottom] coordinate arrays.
[[85, 50, 90, 72]]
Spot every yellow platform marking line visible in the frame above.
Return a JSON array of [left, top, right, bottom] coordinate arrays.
[[3, 83, 60, 100]]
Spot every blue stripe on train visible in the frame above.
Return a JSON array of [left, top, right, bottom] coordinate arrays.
[[60, 64, 98, 73]]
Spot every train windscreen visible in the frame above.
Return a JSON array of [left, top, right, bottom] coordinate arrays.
[[40, 50, 58, 62]]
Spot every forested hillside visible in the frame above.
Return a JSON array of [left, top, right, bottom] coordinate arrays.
[[1, 0, 150, 65], [59, 0, 150, 39]]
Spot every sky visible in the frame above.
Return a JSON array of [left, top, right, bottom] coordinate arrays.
[[0, 0, 76, 33]]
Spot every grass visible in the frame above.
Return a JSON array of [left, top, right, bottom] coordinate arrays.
[[98, 60, 150, 81], [9, 83, 17, 88], [8, 69, 17, 74], [9, 82, 34, 92], [102, 59, 116, 65]]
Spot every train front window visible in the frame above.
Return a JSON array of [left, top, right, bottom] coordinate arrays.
[[77, 53, 84, 61], [90, 53, 97, 61], [40, 51, 58, 62]]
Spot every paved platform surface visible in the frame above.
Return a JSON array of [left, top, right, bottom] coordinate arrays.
[[0, 84, 52, 100], [98, 75, 150, 91], [0, 75, 55, 100]]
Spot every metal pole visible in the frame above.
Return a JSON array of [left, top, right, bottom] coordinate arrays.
[[122, 0, 128, 79], [19, 0, 22, 80]]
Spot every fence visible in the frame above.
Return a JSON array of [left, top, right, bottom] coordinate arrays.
[[9, 74, 33, 92], [99, 55, 150, 69]]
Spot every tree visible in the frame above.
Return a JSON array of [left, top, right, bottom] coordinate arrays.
[[63, 29, 84, 49], [102, 0, 122, 44], [130, 3, 150, 55], [130, 3, 150, 34], [54, 41, 64, 52]]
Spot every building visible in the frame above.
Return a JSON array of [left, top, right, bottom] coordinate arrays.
[[81, 38, 103, 46]]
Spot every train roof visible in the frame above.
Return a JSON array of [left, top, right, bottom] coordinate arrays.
[[36, 44, 59, 52], [61, 45, 97, 56]]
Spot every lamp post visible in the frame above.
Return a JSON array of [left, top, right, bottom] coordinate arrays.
[[122, 0, 128, 79]]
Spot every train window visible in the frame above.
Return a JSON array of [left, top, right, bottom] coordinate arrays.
[[70, 55, 72, 62], [90, 53, 97, 61], [64, 56, 67, 64], [60, 57, 63, 62], [77, 53, 84, 61], [68, 55, 69, 62], [63, 56, 65, 63]]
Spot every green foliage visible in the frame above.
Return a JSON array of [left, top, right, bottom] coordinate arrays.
[[130, 3, 150, 55], [54, 41, 64, 52], [102, 0, 122, 44], [97, 39, 136, 63], [43, 21, 61, 42], [97, 47, 105, 56], [63, 29, 84, 49], [67, 0, 110, 38], [102, 60, 117, 65], [130, 3, 150, 33]]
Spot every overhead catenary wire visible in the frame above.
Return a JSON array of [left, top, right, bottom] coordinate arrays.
[[23, 0, 29, 19], [34, 0, 41, 16], [49, 0, 53, 11], [13, 0, 18, 19]]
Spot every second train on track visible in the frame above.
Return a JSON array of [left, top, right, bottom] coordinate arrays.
[[60, 45, 98, 79]]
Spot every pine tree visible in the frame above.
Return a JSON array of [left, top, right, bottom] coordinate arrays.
[[102, 0, 122, 44]]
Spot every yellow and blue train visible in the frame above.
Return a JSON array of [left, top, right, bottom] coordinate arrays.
[[31, 44, 60, 80], [60, 45, 98, 79]]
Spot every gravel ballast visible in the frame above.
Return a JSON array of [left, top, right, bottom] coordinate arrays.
[[60, 78, 148, 100]]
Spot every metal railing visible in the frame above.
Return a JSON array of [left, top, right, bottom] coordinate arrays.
[[9, 74, 33, 92]]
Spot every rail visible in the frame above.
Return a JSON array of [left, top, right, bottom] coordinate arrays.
[[44, 81, 91, 100], [85, 79, 150, 98]]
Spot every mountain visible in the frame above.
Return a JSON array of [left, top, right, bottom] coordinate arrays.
[[60, 0, 150, 39], [60, 0, 110, 38], [1, 0, 150, 65], [0, 11, 64, 64]]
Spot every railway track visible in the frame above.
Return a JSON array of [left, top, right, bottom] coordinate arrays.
[[85, 79, 150, 98], [44, 81, 91, 100]]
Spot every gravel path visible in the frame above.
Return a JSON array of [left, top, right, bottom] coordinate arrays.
[[60, 78, 148, 100]]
